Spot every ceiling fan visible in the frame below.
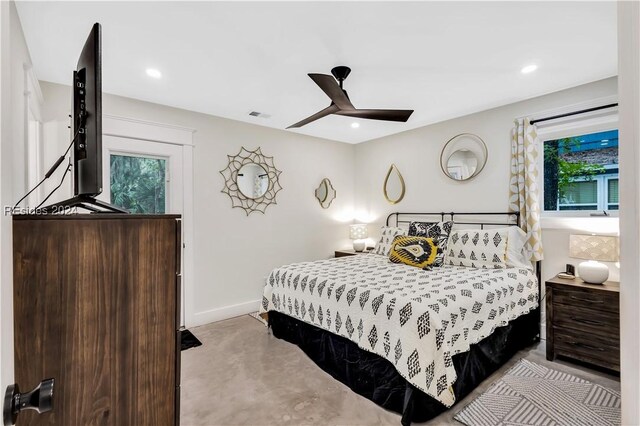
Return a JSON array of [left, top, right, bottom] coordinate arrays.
[[287, 66, 414, 129]]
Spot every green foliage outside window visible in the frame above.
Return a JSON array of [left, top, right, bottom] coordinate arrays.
[[110, 155, 166, 214]]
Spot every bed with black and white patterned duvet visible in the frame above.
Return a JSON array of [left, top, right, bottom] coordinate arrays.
[[259, 253, 538, 407]]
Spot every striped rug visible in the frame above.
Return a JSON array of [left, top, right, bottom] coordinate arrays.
[[454, 359, 620, 426]]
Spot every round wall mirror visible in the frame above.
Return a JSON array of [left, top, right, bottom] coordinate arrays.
[[440, 133, 488, 181], [237, 163, 269, 199], [315, 178, 336, 208]]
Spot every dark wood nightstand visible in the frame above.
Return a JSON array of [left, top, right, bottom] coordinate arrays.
[[334, 249, 371, 258], [546, 275, 620, 372]]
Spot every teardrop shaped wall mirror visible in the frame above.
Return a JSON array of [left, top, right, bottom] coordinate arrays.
[[315, 178, 336, 209], [383, 164, 406, 204]]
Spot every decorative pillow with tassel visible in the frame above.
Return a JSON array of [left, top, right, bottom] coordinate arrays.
[[388, 235, 439, 270]]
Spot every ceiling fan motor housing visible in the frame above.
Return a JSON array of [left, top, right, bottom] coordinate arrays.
[[331, 66, 351, 82]]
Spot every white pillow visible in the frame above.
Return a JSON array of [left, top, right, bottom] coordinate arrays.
[[445, 228, 509, 269], [505, 227, 532, 269], [372, 226, 407, 256]]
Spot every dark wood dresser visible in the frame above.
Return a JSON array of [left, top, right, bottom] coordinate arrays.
[[545, 275, 620, 372], [12, 214, 181, 425]]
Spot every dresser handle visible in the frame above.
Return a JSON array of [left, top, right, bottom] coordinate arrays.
[[571, 317, 604, 326], [569, 296, 603, 304], [572, 342, 605, 352]]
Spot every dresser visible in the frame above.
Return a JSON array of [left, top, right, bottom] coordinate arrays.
[[545, 275, 620, 372], [11, 214, 181, 425]]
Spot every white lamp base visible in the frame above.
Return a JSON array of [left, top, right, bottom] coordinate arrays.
[[578, 260, 609, 284], [352, 240, 366, 252]]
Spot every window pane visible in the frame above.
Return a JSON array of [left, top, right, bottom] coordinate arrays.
[[110, 154, 166, 214], [608, 178, 619, 203], [543, 129, 618, 212], [559, 180, 597, 204]]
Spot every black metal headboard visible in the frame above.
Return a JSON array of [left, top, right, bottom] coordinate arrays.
[[386, 211, 520, 229]]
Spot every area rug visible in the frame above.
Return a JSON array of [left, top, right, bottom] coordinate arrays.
[[249, 311, 268, 326], [180, 329, 203, 351], [454, 359, 620, 426]]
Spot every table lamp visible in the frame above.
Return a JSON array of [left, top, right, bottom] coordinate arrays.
[[569, 234, 619, 284], [349, 224, 369, 252]]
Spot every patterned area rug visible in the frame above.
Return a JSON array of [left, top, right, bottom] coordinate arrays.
[[454, 359, 620, 426], [249, 311, 268, 326]]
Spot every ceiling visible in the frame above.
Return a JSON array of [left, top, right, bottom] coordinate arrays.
[[16, 1, 617, 144]]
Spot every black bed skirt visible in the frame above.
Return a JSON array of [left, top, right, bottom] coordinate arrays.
[[269, 309, 539, 425]]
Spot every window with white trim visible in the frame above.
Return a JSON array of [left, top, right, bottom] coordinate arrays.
[[542, 129, 618, 213]]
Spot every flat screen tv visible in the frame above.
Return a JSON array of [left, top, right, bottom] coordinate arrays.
[[41, 22, 126, 213], [74, 22, 102, 196]]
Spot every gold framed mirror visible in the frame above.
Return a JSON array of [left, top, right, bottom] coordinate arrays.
[[314, 178, 336, 209], [439, 133, 488, 181], [220, 147, 283, 215], [383, 164, 406, 204]]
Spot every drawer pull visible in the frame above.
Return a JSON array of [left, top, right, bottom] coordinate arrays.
[[571, 317, 604, 326], [571, 341, 606, 352], [569, 296, 603, 304]]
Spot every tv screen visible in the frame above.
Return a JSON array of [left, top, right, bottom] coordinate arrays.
[[74, 22, 102, 196]]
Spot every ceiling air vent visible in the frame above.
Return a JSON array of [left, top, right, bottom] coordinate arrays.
[[248, 111, 271, 119]]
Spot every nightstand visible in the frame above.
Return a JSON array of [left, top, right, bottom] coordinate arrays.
[[546, 275, 620, 372], [334, 249, 371, 258]]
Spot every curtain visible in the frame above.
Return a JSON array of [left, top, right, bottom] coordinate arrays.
[[509, 119, 544, 261]]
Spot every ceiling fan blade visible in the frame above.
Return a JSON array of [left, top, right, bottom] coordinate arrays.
[[287, 104, 340, 129], [335, 109, 414, 122], [308, 74, 354, 110]]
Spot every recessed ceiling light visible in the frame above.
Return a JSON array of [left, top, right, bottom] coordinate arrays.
[[146, 68, 162, 79], [521, 64, 538, 74], [351, 122, 360, 128]]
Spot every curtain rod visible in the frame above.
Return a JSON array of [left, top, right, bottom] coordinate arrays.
[[530, 103, 618, 125]]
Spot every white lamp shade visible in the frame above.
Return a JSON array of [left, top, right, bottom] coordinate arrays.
[[569, 234, 619, 262], [349, 224, 368, 240]]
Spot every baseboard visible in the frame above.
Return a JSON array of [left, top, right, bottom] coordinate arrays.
[[190, 299, 261, 327]]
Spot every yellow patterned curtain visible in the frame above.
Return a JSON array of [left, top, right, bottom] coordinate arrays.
[[509, 119, 544, 261]]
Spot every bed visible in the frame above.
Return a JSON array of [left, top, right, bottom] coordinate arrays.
[[260, 212, 541, 425]]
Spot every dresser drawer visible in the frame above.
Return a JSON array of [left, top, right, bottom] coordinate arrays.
[[554, 305, 619, 339], [553, 287, 619, 313], [554, 328, 619, 371]]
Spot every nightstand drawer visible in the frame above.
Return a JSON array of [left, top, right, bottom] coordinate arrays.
[[553, 287, 619, 313], [554, 329, 620, 371], [554, 305, 619, 338]]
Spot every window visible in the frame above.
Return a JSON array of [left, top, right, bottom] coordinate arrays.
[[110, 154, 167, 213], [543, 129, 618, 213]]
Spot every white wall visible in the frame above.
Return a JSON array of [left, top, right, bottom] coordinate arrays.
[[40, 81, 356, 326], [618, 1, 640, 424], [0, 0, 40, 391], [354, 77, 619, 283]]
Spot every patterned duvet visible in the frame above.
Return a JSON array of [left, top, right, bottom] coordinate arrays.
[[259, 254, 538, 406]]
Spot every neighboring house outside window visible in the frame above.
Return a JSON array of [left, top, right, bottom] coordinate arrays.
[[543, 129, 618, 213]]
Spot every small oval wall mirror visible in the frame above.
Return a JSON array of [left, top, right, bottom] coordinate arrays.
[[440, 133, 488, 181], [237, 163, 269, 199], [315, 178, 336, 208], [383, 164, 406, 204]]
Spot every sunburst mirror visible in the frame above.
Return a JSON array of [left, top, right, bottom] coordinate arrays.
[[220, 147, 283, 215]]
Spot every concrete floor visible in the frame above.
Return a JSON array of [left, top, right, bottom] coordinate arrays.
[[180, 315, 620, 426]]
